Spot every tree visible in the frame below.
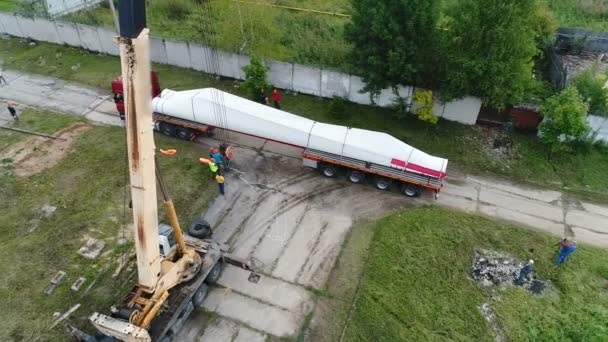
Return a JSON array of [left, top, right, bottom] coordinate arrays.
[[413, 89, 438, 124], [571, 64, 608, 116], [345, 0, 441, 96], [241, 56, 269, 97], [539, 87, 590, 153], [441, 0, 546, 108]]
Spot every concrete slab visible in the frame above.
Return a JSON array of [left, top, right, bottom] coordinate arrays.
[[566, 210, 608, 234], [478, 204, 565, 237], [203, 288, 302, 337], [571, 227, 608, 248], [470, 176, 562, 203], [234, 326, 266, 342], [437, 193, 477, 213], [85, 111, 123, 126], [479, 188, 563, 222], [198, 318, 239, 342], [442, 180, 478, 200], [581, 201, 608, 218], [217, 264, 313, 314]]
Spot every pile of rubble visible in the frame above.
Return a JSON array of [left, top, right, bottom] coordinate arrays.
[[471, 249, 551, 295]]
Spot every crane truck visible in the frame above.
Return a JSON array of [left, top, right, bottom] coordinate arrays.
[[76, 2, 250, 341]]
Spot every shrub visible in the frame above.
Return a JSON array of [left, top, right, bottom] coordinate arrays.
[[156, 0, 193, 21], [571, 63, 608, 116], [413, 89, 438, 124], [329, 96, 349, 120], [241, 56, 269, 98]]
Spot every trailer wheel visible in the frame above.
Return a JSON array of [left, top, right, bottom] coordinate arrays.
[[321, 164, 338, 178], [159, 335, 173, 342], [159, 122, 176, 137], [401, 184, 420, 198], [374, 178, 391, 191], [348, 170, 365, 184], [188, 218, 212, 239], [176, 128, 195, 141], [205, 261, 223, 284], [192, 284, 209, 308]]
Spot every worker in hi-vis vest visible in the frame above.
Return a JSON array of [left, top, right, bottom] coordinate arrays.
[[216, 174, 225, 195], [199, 158, 219, 179]]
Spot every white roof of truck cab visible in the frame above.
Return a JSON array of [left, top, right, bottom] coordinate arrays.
[[152, 88, 448, 178]]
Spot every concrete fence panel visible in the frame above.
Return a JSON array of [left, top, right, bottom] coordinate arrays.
[[587, 115, 608, 142], [216, 50, 240, 79], [440, 96, 482, 125], [321, 69, 350, 98], [54, 21, 81, 47], [149, 37, 168, 64], [164, 39, 191, 69], [188, 43, 210, 72], [0, 13, 24, 37], [76, 24, 102, 52], [293, 64, 321, 96], [376, 86, 413, 107], [32, 17, 62, 44], [15, 16, 37, 40], [236, 54, 249, 80], [96, 27, 118, 56], [267, 60, 293, 90], [348, 75, 372, 105]]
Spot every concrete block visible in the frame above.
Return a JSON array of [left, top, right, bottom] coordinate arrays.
[[14, 16, 36, 40], [44, 270, 67, 294], [348, 75, 372, 105], [78, 237, 106, 259], [216, 50, 240, 79], [31, 17, 62, 44], [70, 277, 86, 291], [150, 37, 168, 64], [164, 39, 191, 69], [293, 64, 321, 96], [320, 69, 350, 98], [0, 13, 24, 37], [96, 27, 118, 56], [267, 59, 293, 90], [55, 21, 81, 47], [76, 24, 102, 52], [441, 96, 482, 125], [188, 43, 213, 72]]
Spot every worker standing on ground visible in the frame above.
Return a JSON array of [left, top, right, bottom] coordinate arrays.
[[555, 238, 577, 266], [7, 101, 19, 122], [216, 174, 225, 195], [199, 158, 219, 179], [271, 88, 282, 109], [515, 260, 534, 285], [258, 88, 269, 105]]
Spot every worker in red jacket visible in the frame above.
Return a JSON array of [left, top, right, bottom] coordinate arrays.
[[271, 88, 282, 109]]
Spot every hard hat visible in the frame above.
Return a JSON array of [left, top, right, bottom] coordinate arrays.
[[529, 260, 534, 264], [160, 149, 177, 156], [199, 158, 210, 164]]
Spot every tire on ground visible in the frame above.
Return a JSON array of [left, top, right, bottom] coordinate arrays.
[[159, 122, 176, 137], [321, 164, 338, 178], [401, 184, 420, 197], [188, 218, 212, 239], [374, 177, 391, 191], [176, 127, 195, 141], [348, 170, 365, 184], [192, 284, 209, 308], [205, 261, 223, 284]]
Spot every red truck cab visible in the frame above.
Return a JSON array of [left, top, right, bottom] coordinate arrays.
[[111, 71, 161, 119]]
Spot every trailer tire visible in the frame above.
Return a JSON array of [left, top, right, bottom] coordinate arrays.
[[321, 164, 338, 178], [159, 335, 173, 342], [188, 218, 212, 239], [348, 170, 365, 184], [159, 122, 176, 137], [176, 127, 195, 141], [205, 261, 223, 284], [374, 178, 391, 191], [192, 284, 209, 308], [401, 184, 420, 198]]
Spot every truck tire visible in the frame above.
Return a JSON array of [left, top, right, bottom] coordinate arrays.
[[348, 170, 365, 184], [159, 336, 173, 342], [192, 284, 209, 308], [159, 122, 176, 137], [401, 184, 420, 198], [188, 218, 212, 239], [374, 177, 391, 191], [205, 261, 223, 284], [321, 164, 338, 178], [176, 127, 195, 141]]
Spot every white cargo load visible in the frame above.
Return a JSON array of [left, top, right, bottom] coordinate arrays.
[[152, 88, 447, 179]]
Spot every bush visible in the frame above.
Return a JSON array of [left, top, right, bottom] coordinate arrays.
[[539, 86, 590, 153], [155, 0, 193, 21], [571, 63, 608, 116], [241, 56, 269, 98], [329, 96, 349, 120], [413, 89, 438, 124]]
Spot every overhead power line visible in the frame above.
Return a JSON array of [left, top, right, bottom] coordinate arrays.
[[231, 0, 351, 18]]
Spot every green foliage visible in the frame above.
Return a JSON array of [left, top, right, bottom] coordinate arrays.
[[413, 89, 437, 124], [346, 0, 442, 95], [241, 56, 269, 97], [441, 0, 543, 108], [329, 96, 349, 120], [156, 0, 194, 21], [571, 64, 608, 116], [539, 87, 590, 153]]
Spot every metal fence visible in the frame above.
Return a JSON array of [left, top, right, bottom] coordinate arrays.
[[0, 12, 482, 125]]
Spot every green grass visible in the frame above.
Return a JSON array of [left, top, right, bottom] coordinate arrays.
[[341, 206, 608, 341], [0, 109, 81, 149], [0, 0, 18, 12], [1, 37, 608, 202], [548, 0, 608, 31], [0, 115, 216, 340]]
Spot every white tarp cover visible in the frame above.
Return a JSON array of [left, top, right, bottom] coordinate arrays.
[[153, 88, 448, 178]]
